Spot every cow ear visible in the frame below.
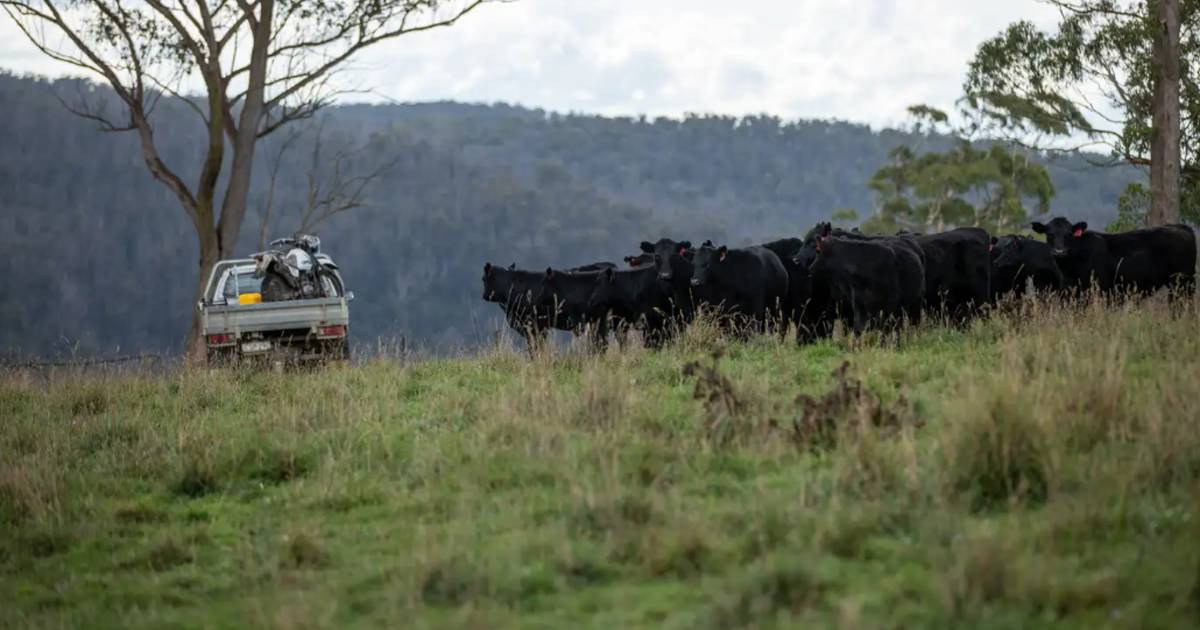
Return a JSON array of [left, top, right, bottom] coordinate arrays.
[[702, 239, 713, 247], [990, 236, 998, 245], [718, 245, 728, 262], [604, 267, 615, 281], [820, 223, 832, 237], [640, 241, 654, 253], [1072, 222, 1087, 237], [1031, 222, 1047, 234], [484, 262, 492, 276], [680, 240, 692, 251], [545, 267, 554, 278]]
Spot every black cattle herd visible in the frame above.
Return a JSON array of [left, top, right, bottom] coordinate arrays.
[[482, 218, 1197, 350]]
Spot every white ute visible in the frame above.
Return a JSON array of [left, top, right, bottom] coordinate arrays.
[[198, 255, 353, 366]]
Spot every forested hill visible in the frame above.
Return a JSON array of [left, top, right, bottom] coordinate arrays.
[[0, 72, 1141, 357]]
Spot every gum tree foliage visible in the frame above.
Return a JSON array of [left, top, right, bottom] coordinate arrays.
[[962, 0, 1197, 225], [0, 0, 493, 356], [865, 107, 1055, 234]]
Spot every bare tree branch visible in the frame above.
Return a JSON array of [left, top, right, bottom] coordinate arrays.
[[264, 0, 487, 113], [50, 84, 134, 132], [255, 124, 303, 249]]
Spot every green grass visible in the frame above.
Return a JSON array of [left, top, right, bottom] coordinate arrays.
[[3, 297, 1200, 629]]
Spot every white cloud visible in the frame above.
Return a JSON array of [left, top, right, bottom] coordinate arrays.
[[0, 0, 1062, 127]]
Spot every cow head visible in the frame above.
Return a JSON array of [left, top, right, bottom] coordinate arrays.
[[690, 244, 726, 287], [482, 262, 505, 302], [641, 238, 692, 281], [793, 222, 833, 269], [1031, 217, 1087, 257]]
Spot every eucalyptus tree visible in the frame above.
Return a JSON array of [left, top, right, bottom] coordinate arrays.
[[963, 0, 1191, 225]]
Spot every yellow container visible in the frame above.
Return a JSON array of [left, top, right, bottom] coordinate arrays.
[[238, 292, 263, 305]]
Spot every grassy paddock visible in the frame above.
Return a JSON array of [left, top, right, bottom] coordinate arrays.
[[2, 296, 1200, 628]]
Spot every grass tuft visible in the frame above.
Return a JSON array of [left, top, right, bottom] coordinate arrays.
[[172, 456, 220, 498], [944, 388, 1049, 511], [126, 537, 194, 572], [281, 530, 329, 569], [709, 557, 827, 628]]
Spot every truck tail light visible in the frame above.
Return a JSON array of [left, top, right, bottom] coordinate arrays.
[[317, 325, 346, 338], [207, 333, 234, 346]]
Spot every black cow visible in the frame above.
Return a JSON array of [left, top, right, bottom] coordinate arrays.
[[1031, 218, 1196, 296], [792, 224, 925, 337], [810, 238, 904, 333], [483, 261, 615, 350], [533, 267, 610, 351], [795, 224, 925, 333], [989, 235, 1063, 299], [588, 266, 673, 348], [690, 244, 789, 331], [913, 228, 991, 320], [639, 238, 701, 325], [482, 263, 549, 347]]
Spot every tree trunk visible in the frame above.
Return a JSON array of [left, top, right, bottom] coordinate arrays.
[[1150, 0, 1182, 226], [185, 227, 223, 362], [216, 0, 274, 257]]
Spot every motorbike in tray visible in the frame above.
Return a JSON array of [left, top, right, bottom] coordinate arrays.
[[252, 234, 344, 301]]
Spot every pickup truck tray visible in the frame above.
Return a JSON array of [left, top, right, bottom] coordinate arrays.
[[202, 297, 349, 335]]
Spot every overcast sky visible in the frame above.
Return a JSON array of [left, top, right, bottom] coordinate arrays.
[[0, 0, 1061, 129]]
